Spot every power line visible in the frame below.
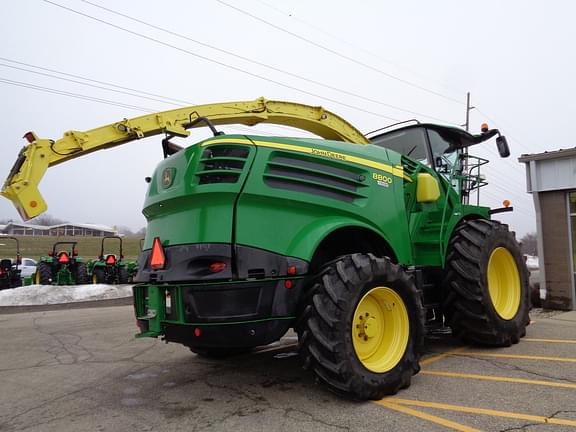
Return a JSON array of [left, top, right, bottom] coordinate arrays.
[[253, 0, 465, 104], [0, 56, 323, 137], [0, 77, 151, 112], [0, 62, 178, 107], [215, 0, 465, 106], [0, 56, 193, 105], [76, 0, 455, 125], [0, 73, 315, 138], [41, 0, 400, 123]]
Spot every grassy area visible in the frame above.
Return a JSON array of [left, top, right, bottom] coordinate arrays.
[[0, 236, 143, 261]]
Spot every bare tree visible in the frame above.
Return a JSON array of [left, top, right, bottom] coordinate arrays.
[[30, 214, 67, 226], [520, 232, 538, 256], [116, 225, 134, 236]]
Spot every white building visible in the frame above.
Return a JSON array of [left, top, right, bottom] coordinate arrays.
[[1, 222, 117, 237]]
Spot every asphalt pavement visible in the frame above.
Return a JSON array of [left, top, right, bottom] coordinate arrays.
[[0, 306, 575, 431]]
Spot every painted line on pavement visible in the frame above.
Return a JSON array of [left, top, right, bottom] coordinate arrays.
[[524, 338, 576, 344], [376, 400, 481, 432], [420, 370, 576, 389], [387, 398, 576, 427], [420, 347, 467, 367], [453, 352, 576, 363]]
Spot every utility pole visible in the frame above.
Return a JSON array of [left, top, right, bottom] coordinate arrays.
[[464, 92, 475, 132]]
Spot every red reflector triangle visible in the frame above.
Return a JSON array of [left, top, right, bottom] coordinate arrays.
[[149, 237, 166, 270], [58, 253, 70, 264], [106, 255, 116, 265]]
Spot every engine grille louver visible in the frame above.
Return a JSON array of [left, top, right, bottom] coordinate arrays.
[[264, 154, 367, 203], [197, 145, 251, 184], [401, 156, 419, 177]]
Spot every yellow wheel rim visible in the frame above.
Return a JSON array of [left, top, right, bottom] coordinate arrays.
[[352, 287, 409, 373], [487, 247, 521, 320], [92, 274, 98, 284], [34, 271, 40, 284]]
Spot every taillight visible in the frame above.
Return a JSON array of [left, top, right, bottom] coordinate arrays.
[[209, 262, 226, 273], [149, 237, 166, 270], [106, 255, 116, 265], [58, 253, 70, 264]]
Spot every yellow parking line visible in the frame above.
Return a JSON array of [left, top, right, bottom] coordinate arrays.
[[387, 398, 576, 427], [453, 352, 576, 363], [524, 338, 576, 344], [376, 400, 481, 432], [421, 370, 576, 389], [420, 347, 467, 366]]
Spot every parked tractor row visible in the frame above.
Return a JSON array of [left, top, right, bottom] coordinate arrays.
[[0, 236, 137, 288]]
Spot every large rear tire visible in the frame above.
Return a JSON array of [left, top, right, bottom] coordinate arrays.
[[118, 266, 130, 284], [34, 262, 52, 285], [442, 219, 530, 346], [297, 253, 425, 400], [75, 263, 89, 285], [92, 268, 105, 284]]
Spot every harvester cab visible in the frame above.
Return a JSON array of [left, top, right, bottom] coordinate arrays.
[[35, 241, 89, 285], [1, 98, 529, 400], [0, 236, 23, 290], [368, 121, 510, 204], [89, 236, 131, 284]]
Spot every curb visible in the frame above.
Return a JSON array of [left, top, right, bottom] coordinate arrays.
[[0, 296, 133, 314]]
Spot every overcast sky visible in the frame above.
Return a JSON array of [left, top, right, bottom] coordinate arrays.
[[1, 0, 575, 237]]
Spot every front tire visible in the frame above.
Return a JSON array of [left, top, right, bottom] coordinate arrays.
[[442, 219, 530, 346], [297, 253, 425, 400]]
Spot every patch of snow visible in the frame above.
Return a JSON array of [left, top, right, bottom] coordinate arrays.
[[0, 284, 132, 306]]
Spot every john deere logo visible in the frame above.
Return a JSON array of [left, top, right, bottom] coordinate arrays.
[[162, 168, 175, 188]]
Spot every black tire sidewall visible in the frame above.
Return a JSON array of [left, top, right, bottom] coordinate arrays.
[[478, 226, 530, 333], [342, 272, 423, 390]]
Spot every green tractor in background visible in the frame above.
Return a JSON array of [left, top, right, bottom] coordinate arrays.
[[0, 236, 22, 290], [88, 236, 136, 284], [2, 99, 531, 400], [34, 241, 89, 285]]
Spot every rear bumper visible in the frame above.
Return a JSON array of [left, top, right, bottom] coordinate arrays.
[[134, 243, 308, 283], [133, 277, 304, 348]]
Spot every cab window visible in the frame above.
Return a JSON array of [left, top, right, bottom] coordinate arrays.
[[427, 129, 458, 172], [371, 128, 429, 163]]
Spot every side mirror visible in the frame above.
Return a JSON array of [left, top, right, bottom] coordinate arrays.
[[496, 136, 510, 158]]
